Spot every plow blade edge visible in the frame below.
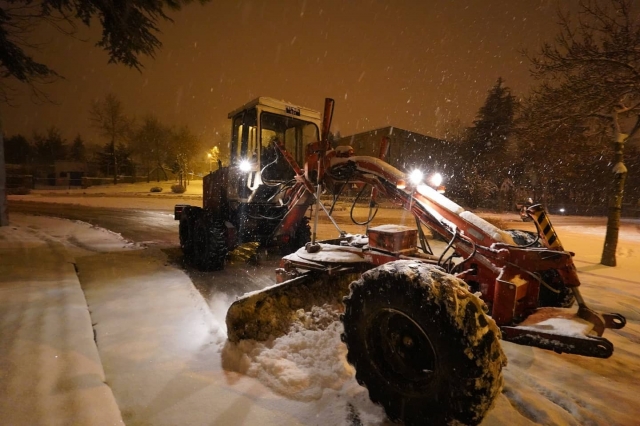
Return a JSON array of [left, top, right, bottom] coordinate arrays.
[[226, 271, 361, 342]]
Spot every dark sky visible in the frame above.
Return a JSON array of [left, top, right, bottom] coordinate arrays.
[[1, 0, 570, 149]]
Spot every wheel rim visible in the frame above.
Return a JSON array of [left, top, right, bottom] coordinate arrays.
[[366, 308, 437, 393]]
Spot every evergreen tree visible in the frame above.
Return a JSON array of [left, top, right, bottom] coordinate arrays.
[[468, 78, 516, 174], [458, 78, 517, 208], [3, 134, 31, 164], [69, 135, 87, 162], [32, 126, 67, 164]]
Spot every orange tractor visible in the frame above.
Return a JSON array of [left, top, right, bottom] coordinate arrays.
[[178, 98, 625, 425]]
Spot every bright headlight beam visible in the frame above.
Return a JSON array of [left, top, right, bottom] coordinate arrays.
[[409, 169, 424, 185], [239, 159, 252, 172], [430, 173, 443, 187]]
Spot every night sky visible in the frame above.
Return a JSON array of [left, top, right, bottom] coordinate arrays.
[[1, 0, 573, 149]]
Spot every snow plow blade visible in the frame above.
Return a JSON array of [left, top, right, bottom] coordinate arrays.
[[226, 270, 362, 342], [500, 307, 621, 358]]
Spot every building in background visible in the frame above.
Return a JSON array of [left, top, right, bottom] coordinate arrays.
[[333, 126, 452, 177], [54, 161, 87, 187]]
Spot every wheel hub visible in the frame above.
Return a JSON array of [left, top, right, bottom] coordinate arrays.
[[367, 308, 437, 392]]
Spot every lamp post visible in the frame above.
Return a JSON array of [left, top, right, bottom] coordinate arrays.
[[207, 153, 212, 172]]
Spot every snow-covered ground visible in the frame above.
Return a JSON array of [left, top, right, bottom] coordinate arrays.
[[2, 183, 640, 425]]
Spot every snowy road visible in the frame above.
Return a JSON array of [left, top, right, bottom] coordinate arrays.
[[5, 192, 640, 425]]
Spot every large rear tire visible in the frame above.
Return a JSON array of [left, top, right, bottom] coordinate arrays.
[[193, 212, 228, 271], [342, 260, 505, 426]]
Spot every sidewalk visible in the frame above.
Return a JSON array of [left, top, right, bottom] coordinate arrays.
[[0, 219, 124, 426], [0, 214, 307, 426]]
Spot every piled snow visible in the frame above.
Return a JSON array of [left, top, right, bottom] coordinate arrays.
[[349, 233, 369, 246], [367, 224, 413, 232], [460, 211, 517, 245], [221, 304, 387, 424], [416, 183, 466, 215], [223, 306, 353, 400], [295, 243, 365, 263]]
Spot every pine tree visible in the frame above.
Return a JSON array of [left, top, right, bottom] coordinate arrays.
[[32, 127, 67, 164], [3, 134, 31, 164], [459, 78, 517, 208], [69, 135, 87, 162]]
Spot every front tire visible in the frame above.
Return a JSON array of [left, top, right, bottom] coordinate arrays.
[[342, 261, 505, 426], [193, 212, 228, 271], [179, 206, 195, 257]]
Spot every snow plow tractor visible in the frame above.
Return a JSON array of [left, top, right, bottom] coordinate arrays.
[[219, 98, 625, 425], [174, 97, 320, 270]]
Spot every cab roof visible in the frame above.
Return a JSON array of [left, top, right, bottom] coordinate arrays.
[[227, 97, 322, 121]]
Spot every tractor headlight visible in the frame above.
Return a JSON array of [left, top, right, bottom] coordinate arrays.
[[409, 169, 424, 185], [239, 159, 252, 173], [430, 173, 443, 187]]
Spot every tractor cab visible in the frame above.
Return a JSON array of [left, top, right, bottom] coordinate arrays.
[[177, 97, 322, 271], [228, 97, 322, 189]]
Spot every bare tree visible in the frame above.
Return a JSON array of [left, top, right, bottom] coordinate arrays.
[[89, 94, 133, 185], [524, 0, 640, 266], [169, 125, 203, 187], [131, 115, 172, 181]]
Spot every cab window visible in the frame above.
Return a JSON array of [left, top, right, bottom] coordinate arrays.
[[230, 109, 258, 163], [259, 112, 319, 181]]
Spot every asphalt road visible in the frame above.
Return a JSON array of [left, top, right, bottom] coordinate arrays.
[[8, 201, 178, 246], [7, 200, 279, 302]]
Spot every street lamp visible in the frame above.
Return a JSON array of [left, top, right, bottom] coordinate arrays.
[[207, 146, 220, 172]]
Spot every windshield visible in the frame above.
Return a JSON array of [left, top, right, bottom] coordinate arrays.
[[259, 112, 319, 182]]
